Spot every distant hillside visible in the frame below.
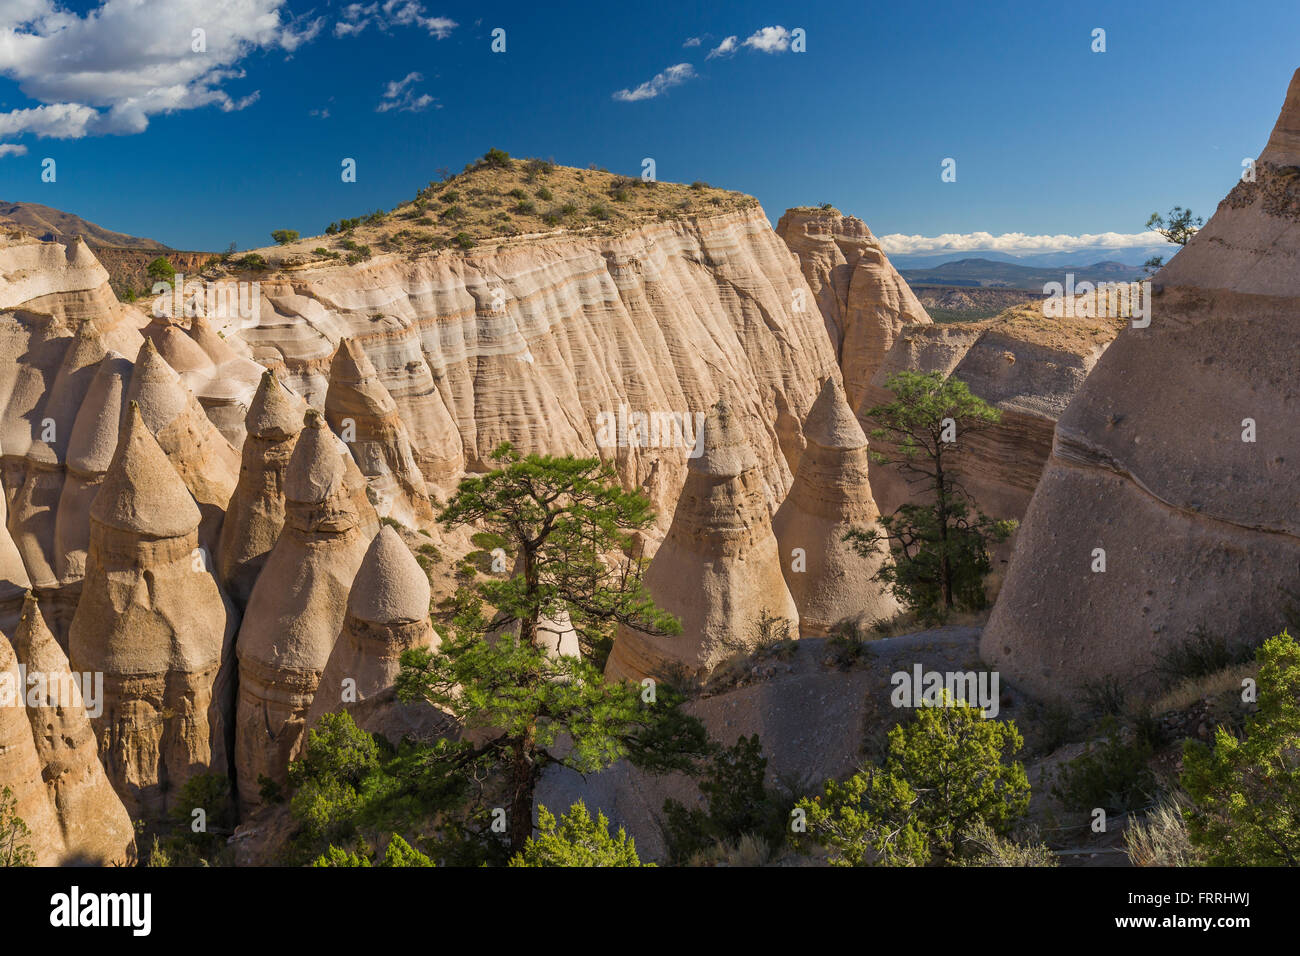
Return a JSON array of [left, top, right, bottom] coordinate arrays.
[[899, 257, 1145, 290], [0, 200, 168, 250]]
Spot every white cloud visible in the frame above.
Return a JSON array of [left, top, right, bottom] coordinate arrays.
[[378, 72, 434, 112], [309, 107, 330, 119], [0, 143, 28, 157], [682, 36, 701, 48], [876, 230, 1166, 256], [0, 0, 315, 144], [612, 63, 696, 102], [335, 1, 456, 39], [706, 36, 738, 60], [743, 25, 791, 53]]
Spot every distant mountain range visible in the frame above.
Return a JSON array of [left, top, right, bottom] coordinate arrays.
[[0, 200, 168, 250], [889, 245, 1169, 270], [899, 257, 1148, 290]]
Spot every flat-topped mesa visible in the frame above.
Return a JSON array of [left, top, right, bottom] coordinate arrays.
[[54, 351, 133, 589], [234, 408, 379, 811], [7, 321, 109, 639], [125, 337, 239, 554], [307, 526, 439, 738], [218, 369, 307, 608], [980, 68, 1300, 698], [605, 399, 799, 683], [776, 208, 932, 415], [67, 403, 235, 820], [11, 593, 135, 865], [324, 337, 435, 528], [773, 377, 899, 635], [0, 627, 65, 865]]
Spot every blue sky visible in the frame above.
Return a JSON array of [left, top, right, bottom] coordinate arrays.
[[1, 0, 1298, 258]]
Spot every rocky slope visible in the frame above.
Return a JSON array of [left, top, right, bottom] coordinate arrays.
[[981, 69, 1300, 697]]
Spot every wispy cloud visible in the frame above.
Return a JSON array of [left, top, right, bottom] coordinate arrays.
[[377, 72, 435, 112], [743, 26, 791, 53], [706, 36, 738, 60], [336, 1, 456, 39], [682, 36, 702, 48], [612, 63, 696, 102], [0, 0, 315, 149], [0, 143, 28, 157], [876, 230, 1166, 256]]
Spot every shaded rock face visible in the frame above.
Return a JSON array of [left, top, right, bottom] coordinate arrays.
[[981, 69, 1300, 698], [233, 208, 838, 526], [11, 594, 135, 865], [772, 378, 899, 635], [218, 370, 306, 608], [605, 401, 799, 683], [324, 338, 435, 528], [67, 404, 235, 820], [776, 208, 932, 413], [234, 410, 379, 811], [307, 526, 440, 740]]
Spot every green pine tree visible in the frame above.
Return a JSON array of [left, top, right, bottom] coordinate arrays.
[[508, 801, 648, 867]]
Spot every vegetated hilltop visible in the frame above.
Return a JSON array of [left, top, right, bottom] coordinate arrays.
[[899, 257, 1145, 290], [228, 148, 760, 270]]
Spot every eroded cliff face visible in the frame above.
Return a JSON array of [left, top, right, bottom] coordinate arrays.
[[775, 208, 932, 414], [980, 69, 1300, 697], [229, 206, 840, 528]]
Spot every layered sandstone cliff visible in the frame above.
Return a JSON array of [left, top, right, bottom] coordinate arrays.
[[981, 70, 1300, 696]]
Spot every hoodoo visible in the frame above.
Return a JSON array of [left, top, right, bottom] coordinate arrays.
[[776, 208, 932, 414], [67, 403, 234, 819], [605, 399, 799, 683], [307, 525, 438, 738], [0, 627, 65, 865], [234, 408, 379, 810], [981, 68, 1300, 697], [324, 337, 435, 528], [53, 351, 133, 590], [11, 593, 135, 865], [773, 377, 899, 635], [124, 337, 240, 553], [218, 370, 306, 607]]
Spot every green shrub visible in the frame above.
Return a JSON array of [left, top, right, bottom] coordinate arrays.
[[1052, 719, 1155, 814], [271, 229, 299, 245], [234, 253, 267, 271], [798, 696, 1029, 865], [588, 203, 610, 221], [0, 786, 34, 867], [1181, 630, 1300, 865], [536, 186, 553, 201], [146, 256, 176, 282], [1156, 625, 1256, 687], [509, 802, 647, 867], [482, 147, 511, 169], [453, 232, 475, 250]]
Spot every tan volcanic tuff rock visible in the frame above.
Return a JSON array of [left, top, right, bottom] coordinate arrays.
[[325, 338, 435, 528], [125, 337, 239, 553], [772, 378, 900, 636], [0, 310, 71, 502], [54, 351, 133, 588], [981, 69, 1300, 698], [0, 487, 32, 639], [306, 526, 438, 737], [862, 302, 1124, 525], [234, 409, 379, 810], [605, 400, 799, 683], [0, 627, 65, 865], [776, 208, 932, 413], [11, 593, 135, 865], [6, 321, 108, 638], [228, 206, 839, 527], [67, 403, 235, 820], [218, 370, 306, 608], [185, 314, 267, 448]]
